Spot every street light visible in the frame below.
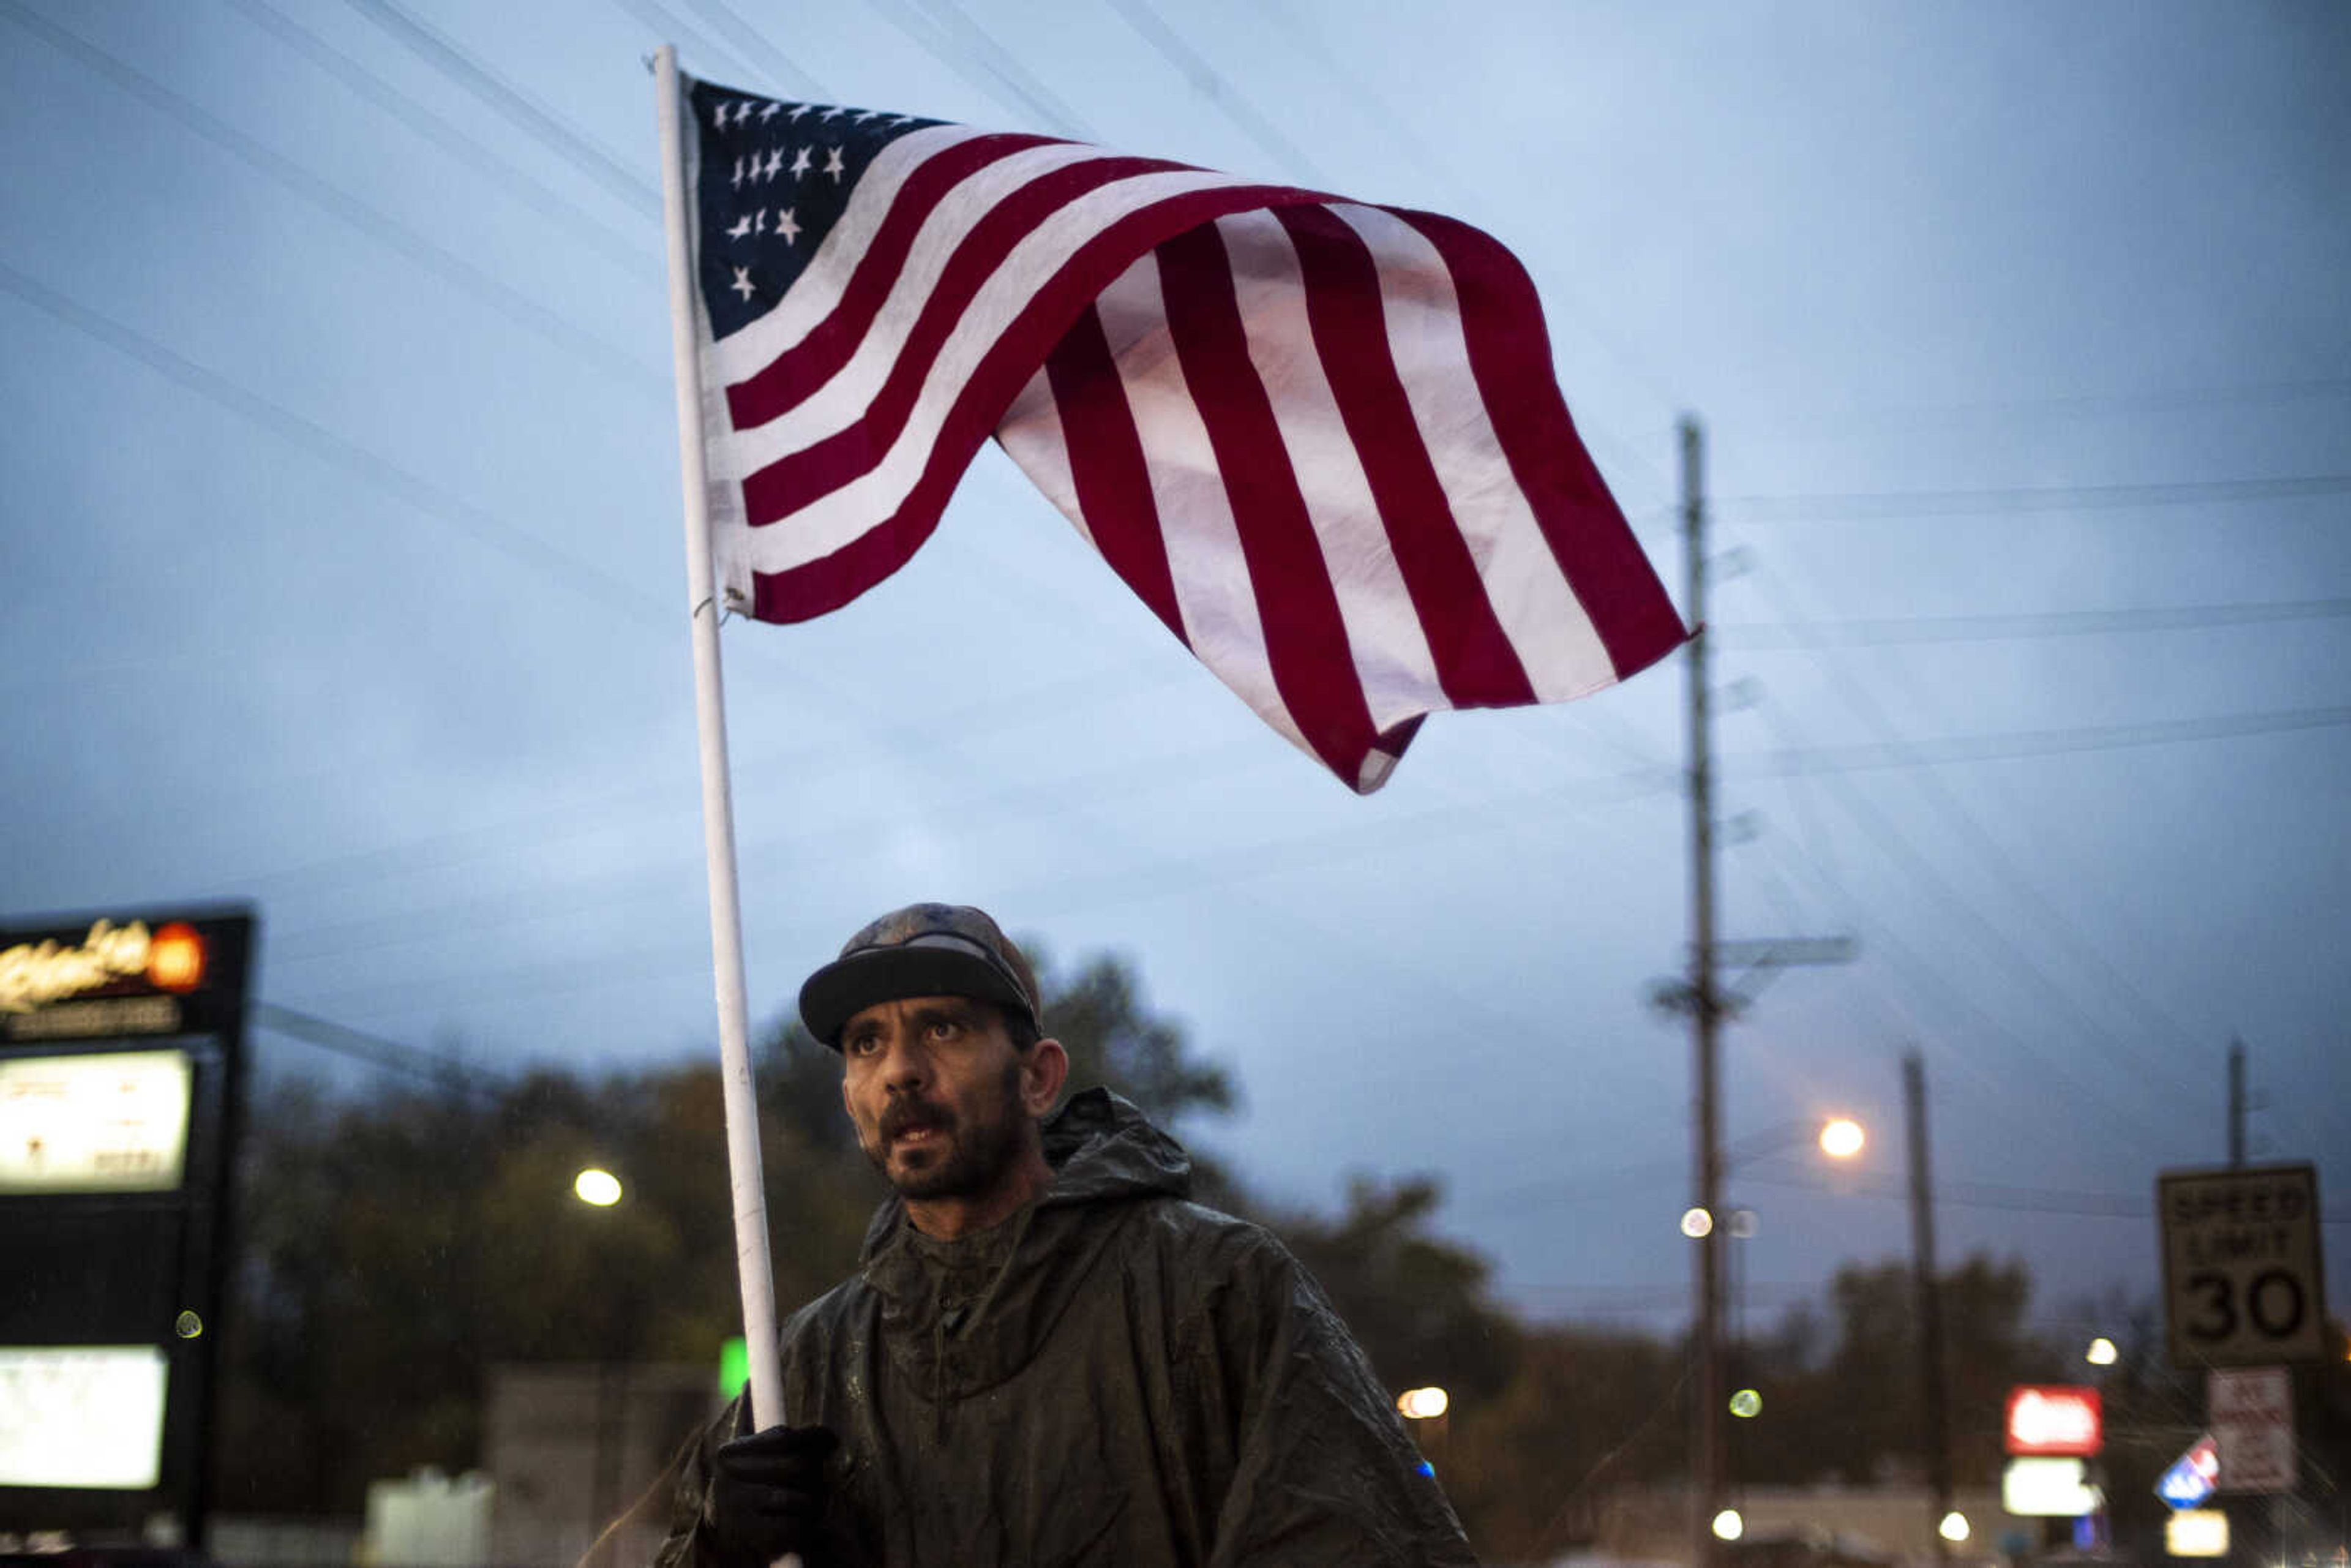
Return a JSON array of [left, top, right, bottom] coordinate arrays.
[[573, 1167, 623, 1207], [1397, 1386, 1450, 1473], [1690, 1112, 1869, 1568], [2085, 1337, 2118, 1367], [1818, 1116, 1865, 1160], [1396, 1387, 1449, 1420], [1712, 1509, 1745, 1542]]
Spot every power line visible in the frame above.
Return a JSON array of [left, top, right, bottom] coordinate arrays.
[[1106, 0, 1325, 185], [220, 0, 660, 281], [250, 999, 510, 1097], [665, 0, 830, 100], [340, 0, 659, 215], [1717, 597, 2351, 648], [1731, 703, 2351, 778], [1718, 473, 2351, 522], [1730, 375, 2351, 441], [1752, 702, 2197, 1141], [0, 0, 666, 395], [1746, 1168, 2351, 1226], [0, 257, 664, 626], [860, 0, 1094, 137], [1736, 551, 2284, 1103]]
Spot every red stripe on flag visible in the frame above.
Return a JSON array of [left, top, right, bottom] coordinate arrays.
[[740, 155, 1198, 528], [1397, 210, 1687, 680], [1041, 306, 1187, 641], [1155, 222, 1378, 781], [1272, 205, 1537, 710], [749, 186, 1328, 622]]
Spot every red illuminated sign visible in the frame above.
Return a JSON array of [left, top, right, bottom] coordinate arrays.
[[2006, 1384, 2103, 1457]]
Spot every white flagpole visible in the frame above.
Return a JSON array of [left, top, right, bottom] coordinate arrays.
[[653, 43, 787, 1436]]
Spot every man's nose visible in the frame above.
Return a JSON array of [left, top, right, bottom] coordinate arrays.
[[879, 1032, 929, 1087]]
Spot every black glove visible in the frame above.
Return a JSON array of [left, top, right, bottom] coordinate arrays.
[[707, 1422, 839, 1568]]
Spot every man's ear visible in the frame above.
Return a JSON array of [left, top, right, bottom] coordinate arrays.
[[1022, 1037, 1070, 1115]]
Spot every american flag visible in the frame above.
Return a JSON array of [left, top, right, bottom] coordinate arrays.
[[683, 74, 1686, 792]]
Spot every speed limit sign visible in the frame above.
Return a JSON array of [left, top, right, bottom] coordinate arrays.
[[2159, 1163, 2328, 1368]]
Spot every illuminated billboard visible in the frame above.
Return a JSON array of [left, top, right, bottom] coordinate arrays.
[[0, 906, 252, 1553], [2004, 1384, 2102, 1457], [0, 1346, 168, 1488], [0, 1049, 192, 1194]]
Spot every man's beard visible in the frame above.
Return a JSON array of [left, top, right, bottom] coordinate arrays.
[[864, 1063, 1027, 1201]]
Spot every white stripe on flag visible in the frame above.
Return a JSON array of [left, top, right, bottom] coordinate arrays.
[[1327, 202, 1617, 700], [1213, 210, 1443, 734], [732, 167, 1265, 573], [996, 365, 1092, 550], [1096, 257, 1314, 761]]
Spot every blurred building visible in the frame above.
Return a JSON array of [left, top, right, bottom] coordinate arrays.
[[485, 1362, 722, 1567]]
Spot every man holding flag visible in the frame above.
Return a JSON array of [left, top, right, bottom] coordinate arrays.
[[648, 45, 1684, 1566], [654, 902, 1479, 1567]]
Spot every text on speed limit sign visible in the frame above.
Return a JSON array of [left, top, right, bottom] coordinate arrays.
[[2158, 1163, 2327, 1368]]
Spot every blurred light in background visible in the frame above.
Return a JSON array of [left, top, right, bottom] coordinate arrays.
[[1712, 1509, 1744, 1542], [1681, 1207, 1714, 1239], [1397, 1386, 1450, 1420], [1818, 1117, 1865, 1160], [572, 1168, 622, 1207], [2085, 1337, 2118, 1366], [1940, 1511, 1971, 1543], [1729, 1388, 1761, 1419]]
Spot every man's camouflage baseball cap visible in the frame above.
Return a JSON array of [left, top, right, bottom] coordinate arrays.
[[798, 902, 1042, 1049]]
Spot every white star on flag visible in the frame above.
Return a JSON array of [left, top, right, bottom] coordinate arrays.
[[823, 146, 846, 182], [727, 264, 752, 300]]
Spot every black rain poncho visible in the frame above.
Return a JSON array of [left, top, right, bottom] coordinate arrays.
[[656, 1087, 1478, 1567]]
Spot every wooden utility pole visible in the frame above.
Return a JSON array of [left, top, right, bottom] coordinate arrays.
[[2228, 1038, 2246, 1167], [1682, 415, 1726, 1568], [1905, 1050, 1952, 1567]]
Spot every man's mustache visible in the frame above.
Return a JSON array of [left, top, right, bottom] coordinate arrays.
[[880, 1097, 952, 1142]]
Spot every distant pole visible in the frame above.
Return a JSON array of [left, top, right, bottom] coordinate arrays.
[[1682, 415, 1726, 1568], [1905, 1050, 1952, 1567], [2228, 1039, 2246, 1168]]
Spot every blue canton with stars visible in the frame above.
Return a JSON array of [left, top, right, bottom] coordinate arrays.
[[690, 80, 942, 342]]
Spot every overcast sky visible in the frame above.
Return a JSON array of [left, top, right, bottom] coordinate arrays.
[[4, 0, 2345, 1340]]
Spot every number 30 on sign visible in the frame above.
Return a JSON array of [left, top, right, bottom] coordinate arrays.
[[2158, 1163, 2328, 1369]]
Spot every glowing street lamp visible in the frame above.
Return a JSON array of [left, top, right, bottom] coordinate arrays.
[[573, 1167, 623, 1207], [1712, 1509, 1744, 1542], [1818, 1116, 1865, 1160], [1939, 1512, 1971, 1544], [1397, 1386, 1449, 1420], [2085, 1337, 2118, 1367]]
